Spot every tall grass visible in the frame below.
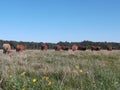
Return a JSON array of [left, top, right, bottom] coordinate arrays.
[[0, 50, 120, 90]]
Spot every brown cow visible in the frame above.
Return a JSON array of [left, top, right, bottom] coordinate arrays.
[[72, 45, 78, 51], [16, 45, 26, 52], [61, 46, 70, 51], [107, 46, 112, 51], [41, 44, 48, 50], [3, 43, 11, 54], [54, 45, 62, 51], [91, 46, 101, 51], [78, 46, 87, 51]]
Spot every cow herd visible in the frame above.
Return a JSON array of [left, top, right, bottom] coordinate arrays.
[[2, 43, 113, 54], [2, 44, 26, 54]]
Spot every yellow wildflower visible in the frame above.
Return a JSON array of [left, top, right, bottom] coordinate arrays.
[[32, 78, 37, 83], [86, 71, 89, 74], [48, 81, 52, 85], [48, 81, 54, 85], [20, 72, 26, 76], [45, 67, 48, 71], [9, 75, 13, 78], [7, 69, 11, 73], [75, 65, 79, 69], [45, 76, 49, 81], [22, 87, 26, 90], [80, 69, 83, 73]]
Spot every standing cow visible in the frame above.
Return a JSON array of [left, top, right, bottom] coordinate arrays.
[[78, 46, 87, 51], [62, 46, 70, 51], [16, 45, 26, 52], [107, 46, 112, 51], [72, 45, 78, 51], [3, 43, 11, 54], [40, 44, 48, 50], [54, 45, 62, 51], [91, 46, 101, 51]]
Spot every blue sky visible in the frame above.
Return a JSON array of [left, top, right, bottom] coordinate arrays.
[[0, 0, 120, 43]]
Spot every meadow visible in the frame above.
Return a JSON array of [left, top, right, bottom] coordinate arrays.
[[0, 50, 120, 90]]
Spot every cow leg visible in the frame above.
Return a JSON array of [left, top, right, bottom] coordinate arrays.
[[3, 49, 6, 54]]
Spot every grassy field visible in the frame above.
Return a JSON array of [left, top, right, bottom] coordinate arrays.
[[0, 50, 120, 90]]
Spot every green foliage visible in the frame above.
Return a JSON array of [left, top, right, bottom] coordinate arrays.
[[0, 39, 120, 49]]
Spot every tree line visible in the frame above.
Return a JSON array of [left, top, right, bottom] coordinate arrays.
[[0, 40, 120, 50]]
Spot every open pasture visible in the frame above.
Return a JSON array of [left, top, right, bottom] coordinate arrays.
[[0, 50, 120, 90]]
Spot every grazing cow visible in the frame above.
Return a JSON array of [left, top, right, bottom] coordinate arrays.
[[41, 44, 48, 50], [54, 45, 62, 51], [62, 46, 70, 51], [107, 46, 112, 51], [16, 45, 26, 52], [78, 46, 87, 51], [91, 46, 101, 51], [3, 43, 11, 54], [72, 45, 78, 51]]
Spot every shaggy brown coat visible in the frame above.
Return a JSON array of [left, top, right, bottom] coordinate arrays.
[[3, 43, 11, 54], [72, 45, 78, 51], [16, 45, 26, 52]]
